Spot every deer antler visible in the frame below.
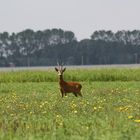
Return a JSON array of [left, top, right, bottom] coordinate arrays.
[[57, 61, 65, 71], [61, 62, 64, 70], [57, 62, 61, 70]]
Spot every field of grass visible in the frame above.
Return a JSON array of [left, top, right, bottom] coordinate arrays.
[[0, 69, 140, 140], [1, 68, 140, 83]]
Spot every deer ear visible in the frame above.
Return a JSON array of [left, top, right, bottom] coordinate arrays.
[[55, 67, 58, 72], [63, 67, 66, 72]]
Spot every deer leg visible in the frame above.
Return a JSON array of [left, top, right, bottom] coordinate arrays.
[[60, 89, 64, 97], [78, 92, 82, 97], [73, 92, 78, 97], [60, 88, 67, 97]]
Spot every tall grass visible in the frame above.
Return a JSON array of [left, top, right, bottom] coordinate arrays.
[[0, 69, 140, 139], [0, 68, 140, 83]]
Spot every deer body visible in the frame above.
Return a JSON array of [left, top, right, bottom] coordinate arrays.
[[55, 65, 82, 97]]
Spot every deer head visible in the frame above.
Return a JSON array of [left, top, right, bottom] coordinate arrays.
[[55, 62, 66, 76]]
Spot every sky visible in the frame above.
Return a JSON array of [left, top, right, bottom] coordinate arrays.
[[0, 0, 140, 40]]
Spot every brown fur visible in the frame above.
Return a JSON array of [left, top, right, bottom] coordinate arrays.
[[55, 66, 82, 97]]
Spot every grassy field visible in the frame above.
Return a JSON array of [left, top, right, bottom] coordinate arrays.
[[0, 68, 140, 83], [0, 69, 140, 140]]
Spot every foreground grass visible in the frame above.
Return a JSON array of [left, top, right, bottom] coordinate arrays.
[[0, 81, 140, 140]]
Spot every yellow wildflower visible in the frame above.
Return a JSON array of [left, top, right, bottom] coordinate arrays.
[[93, 107, 97, 110], [74, 110, 78, 114], [134, 120, 140, 123], [128, 116, 133, 119]]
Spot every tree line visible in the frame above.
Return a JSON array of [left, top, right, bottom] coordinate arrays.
[[0, 29, 140, 67]]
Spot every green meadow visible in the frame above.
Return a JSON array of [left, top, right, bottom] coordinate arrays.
[[0, 68, 140, 140]]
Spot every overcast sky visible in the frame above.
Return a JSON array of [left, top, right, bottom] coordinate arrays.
[[0, 0, 140, 40]]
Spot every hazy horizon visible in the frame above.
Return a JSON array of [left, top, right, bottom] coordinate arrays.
[[0, 0, 140, 40]]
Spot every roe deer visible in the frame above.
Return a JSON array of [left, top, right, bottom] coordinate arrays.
[[55, 63, 82, 97]]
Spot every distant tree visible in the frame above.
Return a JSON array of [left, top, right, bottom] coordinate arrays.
[[0, 29, 140, 67], [16, 29, 37, 66], [91, 30, 116, 42], [0, 32, 11, 66]]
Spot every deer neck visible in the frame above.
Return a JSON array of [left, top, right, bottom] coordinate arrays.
[[59, 75, 65, 84]]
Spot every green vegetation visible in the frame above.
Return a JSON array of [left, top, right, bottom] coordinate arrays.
[[0, 69, 140, 139], [1, 29, 140, 66], [0, 68, 140, 83]]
